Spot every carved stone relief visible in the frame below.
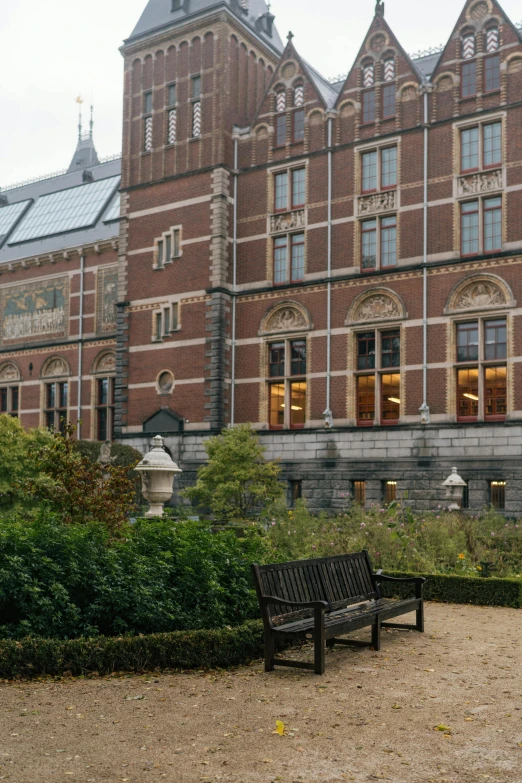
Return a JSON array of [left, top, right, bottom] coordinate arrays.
[[352, 294, 402, 323], [358, 191, 396, 216], [454, 281, 506, 311], [0, 276, 69, 345], [370, 34, 386, 53], [457, 169, 502, 196], [470, 1, 488, 21], [0, 363, 20, 382], [270, 209, 306, 234], [265, 306, 308, 333], [96, 266, 118, 335], [94, 352, 116, 374], [42, 357, 69, 379], [282, 62, 296, 80]]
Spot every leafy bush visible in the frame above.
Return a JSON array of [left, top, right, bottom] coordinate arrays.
[[0, 416, 51, 510], [266, 500, 522, 577], [183, 424, 283, 523], [379, 571, 522, 609], [73, 439, 144, 508], [0, 514, 271, 641]]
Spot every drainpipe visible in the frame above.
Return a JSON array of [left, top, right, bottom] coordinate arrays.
[[230, 134, 239, 427], [77, 251, 85, 438], [419, 88, 431, 426], [323, 114, 334, 430]]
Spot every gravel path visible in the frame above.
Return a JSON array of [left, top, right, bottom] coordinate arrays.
[[0, 603, 520, 783]]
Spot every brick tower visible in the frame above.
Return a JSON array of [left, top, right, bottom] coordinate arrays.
[[117, 0, 283, 438]]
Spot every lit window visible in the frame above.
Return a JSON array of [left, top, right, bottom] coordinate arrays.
[[353, 481, 366, 504], [356, 331, 401, 426], [455, 318, 507, 423], [489, 480, 506, 509], [268, 340, 307, 430], [384, 481, 397, 504]]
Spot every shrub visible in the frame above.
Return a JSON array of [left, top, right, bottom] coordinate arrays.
[[379, 571, 522, 609], [73, 439, 144, 508], [0, 416, 51, 510], [183, 424, 283, 523], [266, 500, 521, 577], [0, 514, 272, 641]]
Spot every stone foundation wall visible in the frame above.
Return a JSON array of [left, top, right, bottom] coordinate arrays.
[[123, 423, 522, 515]]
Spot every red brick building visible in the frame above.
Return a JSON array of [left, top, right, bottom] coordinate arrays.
[[3, 0, 522, 512]]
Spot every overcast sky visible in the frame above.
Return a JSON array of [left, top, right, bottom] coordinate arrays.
[[1, 0, 521, 188]]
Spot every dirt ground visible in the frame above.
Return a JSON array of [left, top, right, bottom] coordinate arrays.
[[0, 602, 520, 783]]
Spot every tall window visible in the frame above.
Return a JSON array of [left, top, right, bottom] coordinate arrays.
[[489, 480, 506, 509], [462, 61, 477, 98], [353, 480, 366, 505], [45, 382, 68, 433], [293, 109, 305, 142], [275, 90, 286, 146], [461, 122, 502, 172], [361, 146, 397, 192], [191, 75, 202, 137], [274, 168, 306, 212], [0, 386, 19, 417], [96, 378, 115, 441], [484, 55, 500, 92], [155, 227, 181, 269], [361, 215, 396, 270], [382, 84, 396, 118], [456, 318, 507, 422], [268, 339, 307, 429], [288, 479, 302, 508], [461, 197, 502, 256], [167, 83, 177, 145], [383, 480, 397, 504], [356, 330, 401, 426], [143, 91, 153, 152], [362, 89, 375, 123], [273, 233, 305, 284]]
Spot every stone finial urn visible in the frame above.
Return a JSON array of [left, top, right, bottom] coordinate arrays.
[[135, 435, 182, 518], [442, 467, 467, 511]]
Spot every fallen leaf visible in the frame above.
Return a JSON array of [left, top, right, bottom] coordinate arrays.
[[273, 720, 285, 736], [434, 724, 451, 733]]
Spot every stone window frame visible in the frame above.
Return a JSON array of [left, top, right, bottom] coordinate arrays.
[[153, 225, 183, 270], [265, 334, 309, 431], [351, 322, 403, 428], [40, 356, 71, 433], [456, 114, 504, 174], [152, 301, 181, 343], [0, 361, 21, 418], [267, 161, 309, 283], [452, 311, 510, 423], [90, 351, 116, 442], [359, 143, 398, 195]]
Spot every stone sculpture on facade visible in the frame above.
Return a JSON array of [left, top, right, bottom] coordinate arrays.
[[358, 191, 396, 216], [457, 169, 502, 196], [265, 305, 308, 333], [454, 281, 505, 310], [270, 209, 305, 234], [0, 362, 20, 382], [353, 294, 401, 323]]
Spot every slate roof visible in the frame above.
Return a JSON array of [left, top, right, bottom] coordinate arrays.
[[0, 155, 121, 266], [126, 0, 283, 52], [412, 52, 442, 81]]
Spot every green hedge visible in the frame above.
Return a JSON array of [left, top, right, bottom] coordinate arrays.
[[380, 571, 522, 608], [0, 620, 266, 679]]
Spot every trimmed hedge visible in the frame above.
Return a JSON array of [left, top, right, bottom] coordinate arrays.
[[380, 571, 522, 608], [0, 620, 266, 679]]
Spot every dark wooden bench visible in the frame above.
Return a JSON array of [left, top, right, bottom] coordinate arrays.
[[252, 551, 426, 674]]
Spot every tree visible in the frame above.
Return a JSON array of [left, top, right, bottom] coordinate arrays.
[[183, 424, 283, 523], [22, 424, 138, 533], [0, 415, 51, 509]]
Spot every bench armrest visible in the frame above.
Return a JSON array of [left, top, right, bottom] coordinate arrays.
[[374, 571, 426, 598], [261, 595, 329, 611]]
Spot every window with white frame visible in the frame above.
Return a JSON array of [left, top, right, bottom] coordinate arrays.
[[154, 227, 181, 269], [153, 302, 179, 341]]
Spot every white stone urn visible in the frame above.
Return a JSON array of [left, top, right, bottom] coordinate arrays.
[[442, 467, 467, 511], [135, 435, 182, 518]]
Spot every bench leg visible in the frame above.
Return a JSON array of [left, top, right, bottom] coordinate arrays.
[[372, 616, 381, 651], [416, 601, 425, 633], [314, 609, 326, 675], [326, 638, 335, 649], [264, 631, 275, 672]]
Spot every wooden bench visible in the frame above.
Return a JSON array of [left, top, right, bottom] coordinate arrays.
[[252, 551, 426, 674]]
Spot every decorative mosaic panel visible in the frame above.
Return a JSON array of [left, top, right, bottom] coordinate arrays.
[[486, 27, 499, 52], [363, 64, 375, 87], [168, 108, 177, 145], [0, 276, 69, 345], [96, 266, 118, 335], [192, 101, 201, 137], [144, 116, 153, 152], [276, 91, 286, 113], [294, 85, 304, 107], [384, 58, 395, 82], [462, 34, 476, 59]]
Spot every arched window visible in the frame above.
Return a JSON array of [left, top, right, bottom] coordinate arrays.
[[484, 26, 501, 92], [461, 33, 477, 97], [275, 89, 287, 146], [382, 57, 396, 118], [462, 32, 476, 59], [92, 351, 116, 441], [292, 83, 305, 142], [362, 62, 376, 124], [486, 25, 499, 53], [41, 357, 70, 433]]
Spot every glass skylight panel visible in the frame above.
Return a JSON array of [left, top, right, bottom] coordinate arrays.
[[104, 193, 121, 222], [0, 200, 32, 244], [9, 176, 120, 244]]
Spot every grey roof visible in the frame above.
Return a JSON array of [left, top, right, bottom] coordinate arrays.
[[302, 59, 340, 109], [0, 157, 121, 265], [412, 52, 442, 81], [126, 0, 283, 52], [67, 134, 100, 174]]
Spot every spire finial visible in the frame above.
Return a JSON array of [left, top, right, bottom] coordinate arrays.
[[89, 105, 94, 139], [287, 30, 294, 41], [76, 94, 84, 140], [375, 0, 385, 17]]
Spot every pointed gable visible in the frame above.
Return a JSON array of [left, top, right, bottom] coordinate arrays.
[[335, 8, 423, 138]]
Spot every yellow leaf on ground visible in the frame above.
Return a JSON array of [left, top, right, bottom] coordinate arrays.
[[273, 720, 285, 736]]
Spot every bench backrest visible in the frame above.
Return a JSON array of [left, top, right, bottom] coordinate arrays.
[[253, 551, 378, 627]]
